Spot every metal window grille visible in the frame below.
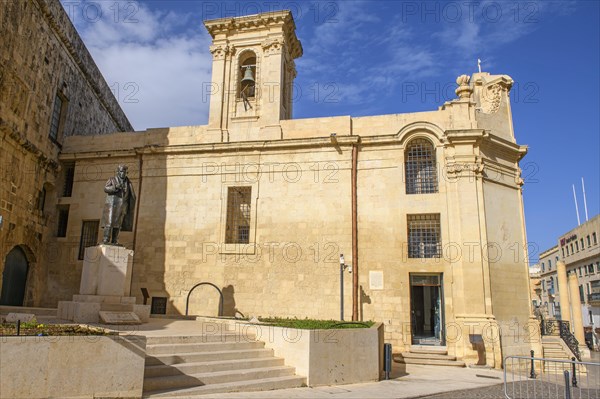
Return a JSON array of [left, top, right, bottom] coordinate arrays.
[[151, 297, 167, 314], [405, 139, 438, 194], [225, 187, 251, 244], [63, 164, 74, 197], [57, 206, 69, 237], [408, 214, 441, 258], [78, 220, 99, 260], [49, 94, 62, 140]]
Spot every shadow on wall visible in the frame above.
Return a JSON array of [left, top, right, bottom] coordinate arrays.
[[222, 284, 243, 318], [360, 284, 371, 322]]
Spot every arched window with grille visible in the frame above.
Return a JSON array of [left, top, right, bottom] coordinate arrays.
[[405, 138, 438, 194]]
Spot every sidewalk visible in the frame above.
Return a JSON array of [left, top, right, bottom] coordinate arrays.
[[198, 364, 505, 399]]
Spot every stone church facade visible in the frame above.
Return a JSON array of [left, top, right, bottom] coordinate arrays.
[[2, 7, 536, 366]]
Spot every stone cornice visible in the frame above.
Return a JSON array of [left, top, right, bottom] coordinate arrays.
[[204, 11, 302, 59], [1, 121, 59, 173], [59, 135, 360, 160]]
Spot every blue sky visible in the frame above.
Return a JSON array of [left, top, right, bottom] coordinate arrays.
[[63, 1, 599, 261]]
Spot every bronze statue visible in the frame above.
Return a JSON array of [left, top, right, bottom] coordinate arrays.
[[101, 165, 136, 245]]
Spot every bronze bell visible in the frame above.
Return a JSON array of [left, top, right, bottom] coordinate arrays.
[[241, 66, 255, 84]]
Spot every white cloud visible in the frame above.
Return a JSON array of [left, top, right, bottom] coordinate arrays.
[[67, 1, 213, 130]]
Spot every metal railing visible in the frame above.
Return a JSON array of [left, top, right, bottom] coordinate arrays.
[[541, 319, 582, 361], [504, 355, 599, 399]]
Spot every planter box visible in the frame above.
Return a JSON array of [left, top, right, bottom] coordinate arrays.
[[0, 335, 146, 399], [204, 318, 384, 386]]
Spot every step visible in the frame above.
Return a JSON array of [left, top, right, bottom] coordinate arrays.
[[144, 357, 284, 378], [100, 303, 134, 312], [145, 348, 274, 366], [146, 341, 264, 356], [409, 346, 448, 355], [394, 356, 466, 367], [400, 352, 457, 361], [146, 334, 255, 345], [143, 375, 306, 398], [143, 366, 296, 392], [0, 306, 57, 317]]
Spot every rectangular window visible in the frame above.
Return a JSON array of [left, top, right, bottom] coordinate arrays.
[[597, 262, 600, 273], [587, 235, 591, 246], [548, 259, 552, 270], [541, 262, 545, 272], [579, 285, 584, 303], [575, 241, 579, 252], [566, 246, 570, 256], [225, 187, 251, 244], [593, 232, 597, 245], [542, 280, 546, 292], [56, 206, 69, 237], [407, 213, 441, 258], [62, 163, 75, 197], [570, 243, 574, 254], [37, 187, 46, 212], [151, 297, 168, 314], [78, 220, 99, 260], [49, 93, 67, 142], [580, 238, 584, 250], [579, 267, 582, 277], [562, 248, 565, 257], [588, 264, 594, 274]]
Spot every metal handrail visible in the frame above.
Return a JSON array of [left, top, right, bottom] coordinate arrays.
[[540, 319, 581, 360], [185, 282, 224, 317]]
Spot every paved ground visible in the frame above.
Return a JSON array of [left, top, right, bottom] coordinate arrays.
[[27, 317, 600, 399]]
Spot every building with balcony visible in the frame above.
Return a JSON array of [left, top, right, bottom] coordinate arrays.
[[534, 215, 600, 328]]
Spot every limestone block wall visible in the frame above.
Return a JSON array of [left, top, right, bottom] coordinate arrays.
[[0, 0, 132, 306], [51, 70, 533, 365]]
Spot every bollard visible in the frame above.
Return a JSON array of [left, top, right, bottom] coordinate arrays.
[[564, 370, 572, 399], [384, 343, 392, 380], [16, 320, 21, 336], [571, 357, 577, 387], [529, 350, 535, 379]]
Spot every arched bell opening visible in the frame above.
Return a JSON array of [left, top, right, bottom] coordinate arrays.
[[238, 51, 257, 99]]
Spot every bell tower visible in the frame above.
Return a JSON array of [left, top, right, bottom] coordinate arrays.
[[204, 11, 303, 142]]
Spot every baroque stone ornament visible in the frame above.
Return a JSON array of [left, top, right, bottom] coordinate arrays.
[[209, 44, 231, 60], [455, 75, 473, 99], [261, 38, 285, 55], [480, 83, 502, 114]]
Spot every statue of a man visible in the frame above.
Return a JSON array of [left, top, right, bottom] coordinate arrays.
[[101, 165, 136, 245]]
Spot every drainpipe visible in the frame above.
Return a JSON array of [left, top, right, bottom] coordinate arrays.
[[351, 142, 359, 321], [129, 151, 143, 295]]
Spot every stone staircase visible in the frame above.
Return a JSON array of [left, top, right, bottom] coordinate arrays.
[[542, 336, 575, 361], [393, 346, 466, 367], [142, 334, 306, 397], [541, 336, 587, 374]]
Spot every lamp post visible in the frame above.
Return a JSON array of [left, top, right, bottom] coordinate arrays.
[[340, 254, 352, 320]]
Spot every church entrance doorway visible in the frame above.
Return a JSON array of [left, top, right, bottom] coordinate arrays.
[[410, 274, 444, 346]]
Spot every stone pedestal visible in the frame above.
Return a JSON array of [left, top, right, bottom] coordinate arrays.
[[58, 245, 150, 324]]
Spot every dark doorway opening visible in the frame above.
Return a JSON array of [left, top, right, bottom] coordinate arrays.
[[410, 274, 444, 346], [0, 246, 29, 306]]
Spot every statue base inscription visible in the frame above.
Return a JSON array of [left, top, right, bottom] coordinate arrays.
[[58, 245, 150, 324]]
